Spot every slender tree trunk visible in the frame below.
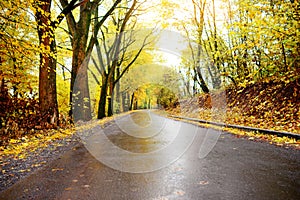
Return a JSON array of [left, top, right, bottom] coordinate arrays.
[[211, 0, 221, 89], [281, 42, 288, 72], [115, 67, 121, 113], [193, 69, 198, 95], [97, 76, 108, 119], [107, 96, 112, 116], [196, 66, 210, 93], [196, 44, 209, 93], [148, 99, 151, 109], [129, 92, 135, 110], [107, 73, 115, 117], [121, 91, 126, 112], [126, 92, 131, 111]]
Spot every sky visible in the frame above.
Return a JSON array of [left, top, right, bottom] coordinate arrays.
[[138, 0, 228, 67]]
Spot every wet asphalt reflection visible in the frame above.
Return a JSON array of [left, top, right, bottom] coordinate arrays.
[[0, 110, 299, 200]]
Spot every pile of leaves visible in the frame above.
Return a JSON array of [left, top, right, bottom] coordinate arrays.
[[0, 82, 71, 147], [168, 76, 300, 136], [225, 77, 300, 133], [0, 85, 38, 146]]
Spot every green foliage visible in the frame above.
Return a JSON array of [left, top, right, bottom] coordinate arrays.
[[157, 87, 179, 108]]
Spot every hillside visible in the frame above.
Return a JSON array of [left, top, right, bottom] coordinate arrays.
[[169, 77, 300, 134]]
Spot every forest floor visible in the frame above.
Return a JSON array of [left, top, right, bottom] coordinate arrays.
[[167, 76, 300, 148], [0, 117, 114, 191]]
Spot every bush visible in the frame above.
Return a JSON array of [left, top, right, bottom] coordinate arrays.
[[0, 81, 54, 146]]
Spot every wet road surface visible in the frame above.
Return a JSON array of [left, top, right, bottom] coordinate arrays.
[[0, 111, 299, 199]]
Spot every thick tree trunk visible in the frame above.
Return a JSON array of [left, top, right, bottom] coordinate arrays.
[[69, 2, 92, 122], [71, 52, 91, 121], [35, 0, 59, 127]]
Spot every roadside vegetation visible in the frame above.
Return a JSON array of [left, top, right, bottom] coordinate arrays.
[[167, 75, 300, 148]]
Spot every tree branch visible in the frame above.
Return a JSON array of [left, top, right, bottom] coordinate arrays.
[[54, 0, 88, 30]]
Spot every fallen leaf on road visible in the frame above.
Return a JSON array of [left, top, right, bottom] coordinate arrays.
[[174, 189, 185, 196], [198, 181, 209, 185], [18, 169, 31, 173], [65, 187, 73, 191], [72, 179, 78, 183], [83, 185, 90, 188], [31, 163, 42, 168], [173, 167, 183, 172], [52, 168, 64, 172]]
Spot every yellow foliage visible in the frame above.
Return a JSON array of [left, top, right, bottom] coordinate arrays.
[[1, 128, 75, 159]]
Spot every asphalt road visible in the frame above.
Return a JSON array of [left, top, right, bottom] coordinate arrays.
[[0, 111, 299, 200]]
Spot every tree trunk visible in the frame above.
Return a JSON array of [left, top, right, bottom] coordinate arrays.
[[211, 0, 221, 89], [129, 92, 135, 110], [193, 69, 198, 95], [35, 0, 59, 127], [97, 76, 108, 119], [71, 52, 91, 121], [69, 2, 92, 122], [107, 96, 113, 116], [195, 43, 209, 93], [115, 67, 121, 113], [121, 91, 127, 112], [107, 74, 115, 117]]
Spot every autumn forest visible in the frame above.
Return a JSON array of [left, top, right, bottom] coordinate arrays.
[[0, 0, 299, 146]]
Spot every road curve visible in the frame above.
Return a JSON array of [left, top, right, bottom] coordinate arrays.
[[0, 111, 299, 200]]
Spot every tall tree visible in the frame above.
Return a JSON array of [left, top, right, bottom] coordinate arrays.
[[59, 0, 122, 121], [34, 0, 82, 126], [91, 0, 153, 118], [191, 0, 209, 93], [0, 0, 38, 97], [178, 0, 209, 95]]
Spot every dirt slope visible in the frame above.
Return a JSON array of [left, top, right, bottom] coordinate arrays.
[[170, 77, 300, 134]]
